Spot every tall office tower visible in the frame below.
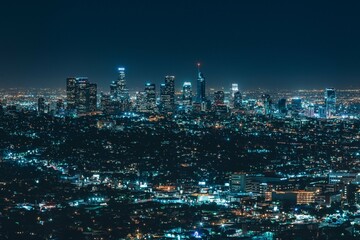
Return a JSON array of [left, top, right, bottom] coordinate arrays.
[[100, 93, 111, 113], [307, 104, 315, 117], [38, 97, 46, 114], [291, 98, 302, 111], [66, 77, 97, 114], [110, 67, 130, 111], [89, 83, 97, 112], [233, 91, 242, 109], [117, 68, 129, 101], [100, 93, 119, 114], [261, 94, 272, 115], [66, 77, 77, 110], [117, 67, 126, 92], [318, 106, 326, 118], [231, 83, 239, 98], [278, 98, 287, 113], [145, 83, 156, 112], [160, 76, 175, 112], [196, 63, 206, 103], [160, 83, 169, 112], [135, 91, 147, 112], [214, 90, 225, 105], [110, 81, 117, 97], [166, 75, 175, 109], [325, 88, 336, 118], [75, 78, 90, 114], [182, 82, 192, 106], [213, 90, 227, 115]]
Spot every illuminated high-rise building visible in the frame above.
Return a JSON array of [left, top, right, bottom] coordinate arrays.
[[135, 91, 147, 112], [116, 68, 129, 100], [325, 88, 336, 118], [318, 106, 326, 118], [100, 93, 111, 113], [182, 82, 192, 106], [233, 91, 242, 109], [76, 78, 91, 114], [160, 84, 168, 110], [291, 98, 302, 111], [110, 81, 117, 97], [66, 77, 77, 110], [278, 98, 287, 114], [213, 90, 228, 115], [166, 76, 175, 106], [261, 94, 272, 115], [38, 97, 46, 114], [160, 76, 175, 112], [231, 83, 239, 98], [196, 63, 206, 103], [66, 77, 97, 114], [145, 83, 156, 112], [214, 90, 225, 105], [110, 67, 130, 111], [307, 104, 315, 117], [88, 83, 97, 112]]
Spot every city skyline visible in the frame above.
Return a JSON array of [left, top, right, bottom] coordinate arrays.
[[1, 1, 360, 89], [1, 2, 360, 239]]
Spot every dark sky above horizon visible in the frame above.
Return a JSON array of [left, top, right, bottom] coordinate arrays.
[[1, 0, 360, 90]]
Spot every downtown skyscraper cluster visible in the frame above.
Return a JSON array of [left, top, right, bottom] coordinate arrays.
[[99, 65, 207, 114], [63, 64, 339, 121], [66, 77, 97, 114]]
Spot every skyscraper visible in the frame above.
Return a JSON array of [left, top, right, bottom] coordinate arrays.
[[291, 98, 302, 111], [231, 83, 239, 98], [38, 97, 46, 114], [75, 78, 91, 114], [66, 77, 77, 110], [89, 83, 97, 112], [100, 93, 111, 114], [160, 83, 168, 110], [182, 82, 192, 107], [135, 91, 147, 112], [325, 88, 336, 118], [145, 83, 156, 112], [110, 67, 130, 112], [196, 63, 206, 103], [278, 98, 287, 114], [213, 90, 228, 115], [160, 76, 175, 112], [261, 94, 272, 115], [214, 91, 225, 105], [66, 77, 97, 114], [117, 68, 129, 100], [233, 91, 242, 109], [110, 81, 117, 98], [307, 104, 315, 118]]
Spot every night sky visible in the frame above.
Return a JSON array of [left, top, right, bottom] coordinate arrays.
[[1, 0, 360, 90]]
